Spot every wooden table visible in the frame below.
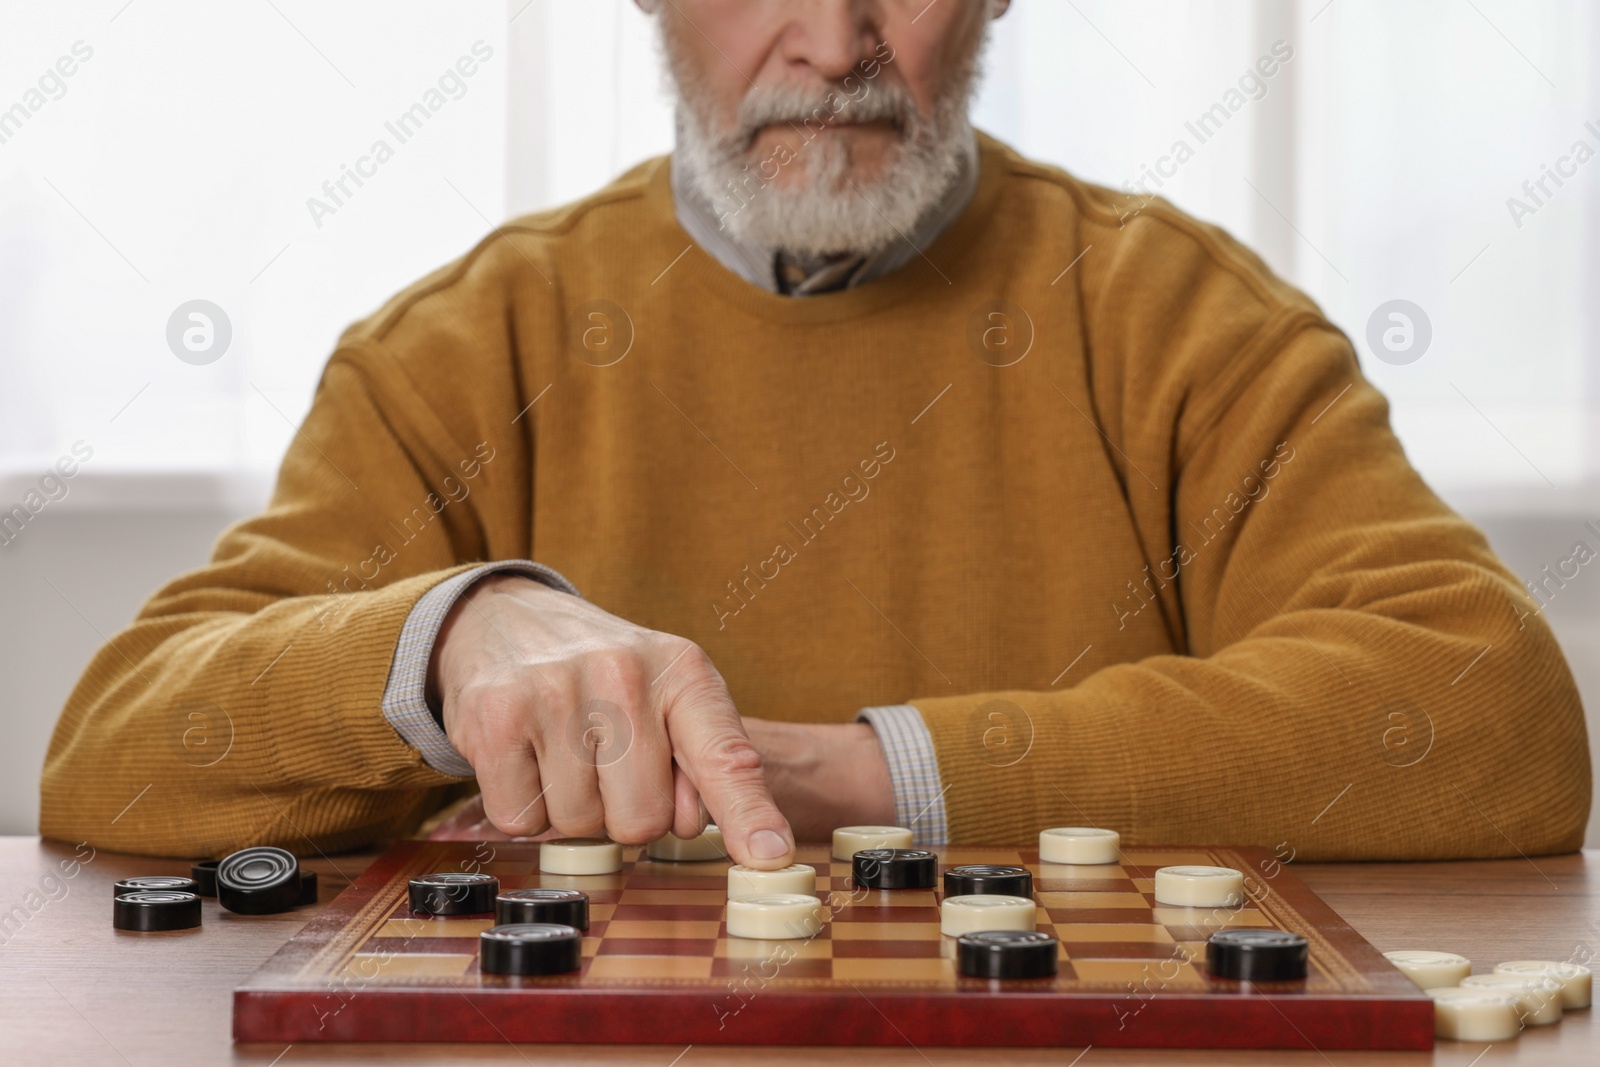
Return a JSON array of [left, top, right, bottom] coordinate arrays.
[[2, 837, 1595, 1065]]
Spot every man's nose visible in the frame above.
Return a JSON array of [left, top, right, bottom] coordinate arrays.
[[777, 0, 881, 84]]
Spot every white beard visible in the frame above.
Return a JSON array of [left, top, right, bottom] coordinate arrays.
[[663, 29, 987, 258]]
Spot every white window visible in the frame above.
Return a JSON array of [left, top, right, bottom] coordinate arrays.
[[972, 0, 1598, 492], [3, 0, 1594, 507], [1, 1, 511, 506]]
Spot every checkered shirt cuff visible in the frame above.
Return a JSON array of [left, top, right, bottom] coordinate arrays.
[[381, 561, 581, 777], [856, 703, 948, 846]]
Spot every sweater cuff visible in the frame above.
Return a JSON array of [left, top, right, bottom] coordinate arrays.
[[856, 704, 949, 846], [381, 561, 581, 777]]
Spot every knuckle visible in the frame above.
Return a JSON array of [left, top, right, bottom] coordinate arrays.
[[519, 665, 577, 715], [551, 810, 607, 838], [491, 806, 543, 836], [650, 635, 715, 679], [582, 648, 649, 706], [691, 734, 778, 827], [606, 805, 675, 846], [463, 670, 580, 740], [700, 732, 765, 781], [668, 654, 734, 713], [458, 682, 532, 740], [673, 641, 720, 682]]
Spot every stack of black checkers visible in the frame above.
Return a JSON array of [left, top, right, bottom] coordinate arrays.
[[496, 888, 589, 929], [479, 923, 583, 975], [1206, 929, 1308, 981], [943, 864, 1033, 898], [193, 857, 317, 906], [956, 931, 1059, 979], [217, 847, 306, 915], [112, 876, 203, 932], [852, 849, 937, 889], [409, 873, 499, 915]]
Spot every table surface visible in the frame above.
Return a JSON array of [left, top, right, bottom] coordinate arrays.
[[2, 838, 1595, 1066]]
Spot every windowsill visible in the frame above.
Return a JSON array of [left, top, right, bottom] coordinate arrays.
[[0, 468, 275, 515], [1434, 482, 1600, 521], [1, 467, 1597, 522]]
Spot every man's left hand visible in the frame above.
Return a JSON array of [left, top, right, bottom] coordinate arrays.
[[739, 719, 895, 841]]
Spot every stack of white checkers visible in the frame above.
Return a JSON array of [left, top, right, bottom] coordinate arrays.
[[1383, 950, 1592, 1041], [725, 835, 831, 939]]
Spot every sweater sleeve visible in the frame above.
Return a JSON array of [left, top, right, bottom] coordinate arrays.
[[39, 345, 515, 859], [913, 317, 1590, 861]]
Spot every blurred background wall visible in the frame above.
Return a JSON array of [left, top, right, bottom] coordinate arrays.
[[2, 0, 1596, 845]]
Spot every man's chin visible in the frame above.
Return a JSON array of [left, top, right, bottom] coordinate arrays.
[[754, 169, 890, 200], [739, 150, 899, 199]]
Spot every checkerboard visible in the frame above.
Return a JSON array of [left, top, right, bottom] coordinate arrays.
[[234, 840, 1432, 1049]]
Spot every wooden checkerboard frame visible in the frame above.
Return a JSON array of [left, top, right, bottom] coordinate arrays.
[[233, 840, 1432, 1048]]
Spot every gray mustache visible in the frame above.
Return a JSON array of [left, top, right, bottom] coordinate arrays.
[[731, 81, 914, 145]]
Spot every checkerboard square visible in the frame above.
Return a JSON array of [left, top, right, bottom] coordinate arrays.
[[598, 938, 717, 957], [1055, 908, 1159, 924], [711, 957, 835, 979], [612, 903, 724, 922], [1061, 941, 1188, 962], [1121, 851, 1214, 868], [603, 920, 722, 939], [1068, 959, 1206, 987], [832, 922, 944, 940], [715, 937, 833, 960], [940, 850, 1022, 865], [618, 889, 722, 905], [533, 873, 629, 892], [833, 958, 955, 981], [1051, 923, 1173, 943], [1038, 891, 1149, 909], [1152, 907, 1271, 928], [833, 939, 944, 959], [849, 890, 938, 908], [586, 957, 712, 979], [633, 860, 726, 875], [1036, 877, 1138, 894], [832, 906, 940, 925]]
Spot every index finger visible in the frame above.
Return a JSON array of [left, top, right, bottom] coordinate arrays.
[[660, 670, 794, 870]]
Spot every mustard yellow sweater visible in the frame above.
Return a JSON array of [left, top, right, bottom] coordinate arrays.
[[41, 133, 1590, 860]]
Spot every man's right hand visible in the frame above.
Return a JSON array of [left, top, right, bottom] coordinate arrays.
[[428, 574, 795, 869]]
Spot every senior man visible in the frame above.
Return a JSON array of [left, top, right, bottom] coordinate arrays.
[[43, 0, 1589, 868]]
